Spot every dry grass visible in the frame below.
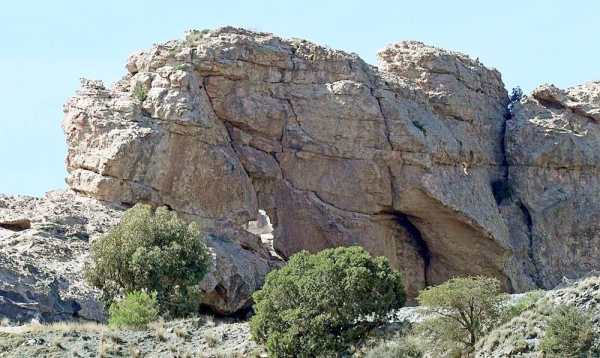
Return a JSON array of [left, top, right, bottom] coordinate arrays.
[[0, 315, 265, 357], [150, 320, 166, 341], [0, 317, 9, 327], [155, 325, 166, 341], [174, 326, 188, 340], [203, 315, 215, 327], [98, 341, 112, 358], [53, 337, 65, 350], [23, 321, 108, 334], [108, 330, 123, 343], [204, 332, 218, 347], [127, 343, 141, 358]]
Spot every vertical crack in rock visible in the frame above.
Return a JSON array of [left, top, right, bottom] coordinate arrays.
[[518, 202, 541, 286], [370, 87, 394, 150]]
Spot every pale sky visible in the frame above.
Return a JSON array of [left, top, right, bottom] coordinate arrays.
[[1, 0, 598, 197]]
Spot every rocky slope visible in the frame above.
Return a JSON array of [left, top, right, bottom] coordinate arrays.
[[0, 190, 120, 323], [0, 315, 265, 357], [2, 26, 600, 322], [0, 189, 275, 322], [475, 273, 600, 357]]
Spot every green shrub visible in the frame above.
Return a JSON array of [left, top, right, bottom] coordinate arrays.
[[250, 246, 406, 358], [133, 82, 148, 101], [85, 204, 211, 318], [539, 304, 595, 357], [184, 29, 210, 47], [416, 276, 506, 357], [109, 291, 158, 329], [507, 86, 523, 115], [502, 290, 544, 321]]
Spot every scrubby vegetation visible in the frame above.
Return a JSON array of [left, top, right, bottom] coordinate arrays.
[[185, 28, 210, 47], [84, 204, 211, 319], [476, 273, 600, 357], [365, 335, 423, 358], [250, 246, 406, 357], [539, 304, 595, 357], [415, 276, 506, 357], [108, 291, 158, 329], [0, 315, 263, 357], [133, 82, 148, 101], [501, 290, 544, 321], [3, 268, 600, 356], [506, 86, 524, 118]]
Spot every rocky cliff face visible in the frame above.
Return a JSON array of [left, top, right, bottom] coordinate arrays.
[[60, 27, 600, 303], [1, 26, 590, 322], [505, 83, 600, 289]]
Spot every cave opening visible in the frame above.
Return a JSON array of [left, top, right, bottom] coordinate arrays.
[[390, 212, 431, 286]]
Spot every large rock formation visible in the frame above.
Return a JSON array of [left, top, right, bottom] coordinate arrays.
[[60, 27, 600, 304], [4, 27, 596, 322]]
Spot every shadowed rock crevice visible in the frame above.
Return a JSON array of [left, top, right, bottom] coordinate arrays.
[[389, 213, 430, 287], [518, 202, 541, 286]]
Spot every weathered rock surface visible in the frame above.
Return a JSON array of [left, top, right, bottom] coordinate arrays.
[[0, 190, 121, 323], [59, 27, 600, 304], [504, 81, 600, 290], [0, 189, 272, 322]]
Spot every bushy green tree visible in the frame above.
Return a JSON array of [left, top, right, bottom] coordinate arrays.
[[416, 276, 506, 356], [108, 291, 158, 329], [85, 204, 212, 318], [539, 304, 595, 357], [250, 246, 406, 358]]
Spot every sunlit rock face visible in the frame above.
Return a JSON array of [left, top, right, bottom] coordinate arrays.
[[61, 27, 600, 309]]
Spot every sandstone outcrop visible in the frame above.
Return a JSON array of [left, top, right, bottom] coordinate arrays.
[[59, 27, 600, 304]]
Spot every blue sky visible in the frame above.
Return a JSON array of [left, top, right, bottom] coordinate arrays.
[[1, 0, 598, 197]]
